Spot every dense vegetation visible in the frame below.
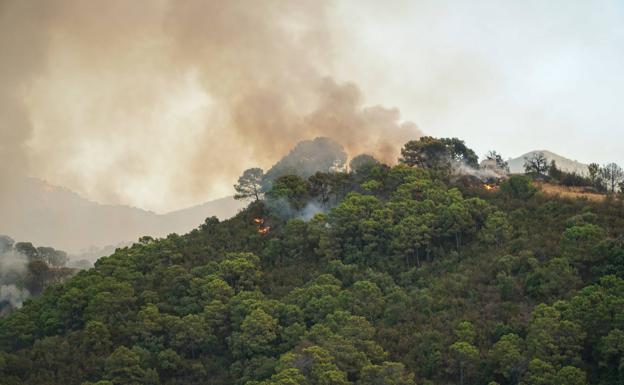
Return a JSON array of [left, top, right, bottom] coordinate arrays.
[[0, 236, 75, 316], [523, 152, 624, 193], [1, 137, 624, 385]]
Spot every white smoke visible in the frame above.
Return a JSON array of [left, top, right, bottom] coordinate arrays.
[[1, 1, 422, 214], [0, 249, 29, 278], [265, 196, 328, 223], [299, 201, 326, 222], [0, 284, 30, 309], [0, 247, 31, 312], [452, 160, 508, 181]]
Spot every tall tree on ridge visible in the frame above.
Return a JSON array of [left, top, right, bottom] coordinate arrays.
[[234, 168, 264, 202]]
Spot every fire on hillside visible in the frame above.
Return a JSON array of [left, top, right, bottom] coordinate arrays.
[[483, 183, 498, 191], [254, 217, 271, 235]]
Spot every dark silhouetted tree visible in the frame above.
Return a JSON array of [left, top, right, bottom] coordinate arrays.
[[234, 168, 264, 202], [600, 163, 623, 193], [400, 137, 478, 169], [349, 154, 380, 173], [523, 153, 548, 176], [485, 150, 510, 173]]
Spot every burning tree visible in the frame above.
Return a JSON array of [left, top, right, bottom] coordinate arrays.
[[253, 217, 271, 235]]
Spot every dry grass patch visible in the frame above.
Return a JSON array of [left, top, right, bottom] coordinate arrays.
[[537, 182, 606, 202]]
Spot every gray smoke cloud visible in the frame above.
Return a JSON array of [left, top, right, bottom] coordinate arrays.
[[452, 161, 508, 181], [1, 0, 421, 213], [0, 285, 30, 312], [0, 235, 81, 315], [0, 248, 31, 312], [299, 201, 327, 222], [0, 1, 53, 200]]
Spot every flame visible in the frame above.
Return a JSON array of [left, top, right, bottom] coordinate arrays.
[[483, 184, 497, 191], [254, 217, 270, 234]]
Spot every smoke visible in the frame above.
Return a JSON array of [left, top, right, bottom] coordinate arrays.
[[0, 1, 54, 199], [302, 79, 419, 164], [1, 0, 421, 213], [300, 202, 327, 222], [0, 250, 28, 282], [0, 285, 30, 312], [0, 246, 31, 312], [451, 160, 509, 183], [264, 137, 347, 185], [265, 198, 327, 223], [0, 235, 78, 315], [265, 197, 297, 222]]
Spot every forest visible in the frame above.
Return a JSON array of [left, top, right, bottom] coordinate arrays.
[[0, 236, 76, 317], [1, 137, 624, 385]]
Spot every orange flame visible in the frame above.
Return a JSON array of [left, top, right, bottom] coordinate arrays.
[[258, 226, 271, 235], [253, 217, 264, 224], [483, 184, 497, 191]]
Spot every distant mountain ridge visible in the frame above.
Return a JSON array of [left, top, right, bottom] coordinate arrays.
[[0, 137, 350, 255], [2, 145, 589, 255], [508, 150, 589, 175], [0, 138, 348, 256], [0, 177, 245, 254]]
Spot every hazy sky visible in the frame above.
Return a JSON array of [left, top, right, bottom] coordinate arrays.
[[2, 0, 622, 213], [332, 0, 624, 163]]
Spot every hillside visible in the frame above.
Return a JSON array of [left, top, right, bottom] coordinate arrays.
[[0, 236, 76, 316], [2, 138, 624, 385], [538, 182, 606, 202], [0, 178, 244, 254], [508, 150, 589, 175], [0, 138, 347, 255]]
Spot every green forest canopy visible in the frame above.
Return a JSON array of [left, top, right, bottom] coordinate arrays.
[[1, 137, 624, 385]]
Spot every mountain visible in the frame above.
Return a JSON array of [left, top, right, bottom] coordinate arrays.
[[508, 150, 589, 175], [2, 159, 624, 385], [263, 137, 347, 185], [0, 138, 344, 256], [0, 177, 245, 254]]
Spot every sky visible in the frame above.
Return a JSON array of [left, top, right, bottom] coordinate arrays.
[[1, 0, 622, 213], [331, 0, 624, 163]]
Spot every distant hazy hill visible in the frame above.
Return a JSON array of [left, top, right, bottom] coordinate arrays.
[[263, 137, 347, 185], [0, 178, 245, 254], [0, 138, 348, 255], [508, 150, 589, 175]]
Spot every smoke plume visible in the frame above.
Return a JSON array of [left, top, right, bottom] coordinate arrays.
[[0, 246, 31, 313], [452, 161, 508, 181], [0, 0, 421, 213], [0, 235, 78, 315]]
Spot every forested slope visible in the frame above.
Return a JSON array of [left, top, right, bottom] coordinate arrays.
[[1, 140, 624, 385]]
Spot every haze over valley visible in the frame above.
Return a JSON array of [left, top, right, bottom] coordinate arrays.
[[0, 143, 596, 256], [2, 2, 624, 385]]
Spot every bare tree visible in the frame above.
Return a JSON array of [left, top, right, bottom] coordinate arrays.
[[600, 163, 624, 193], [485, 151, 509, 173], [523, 153, 548, 176]]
